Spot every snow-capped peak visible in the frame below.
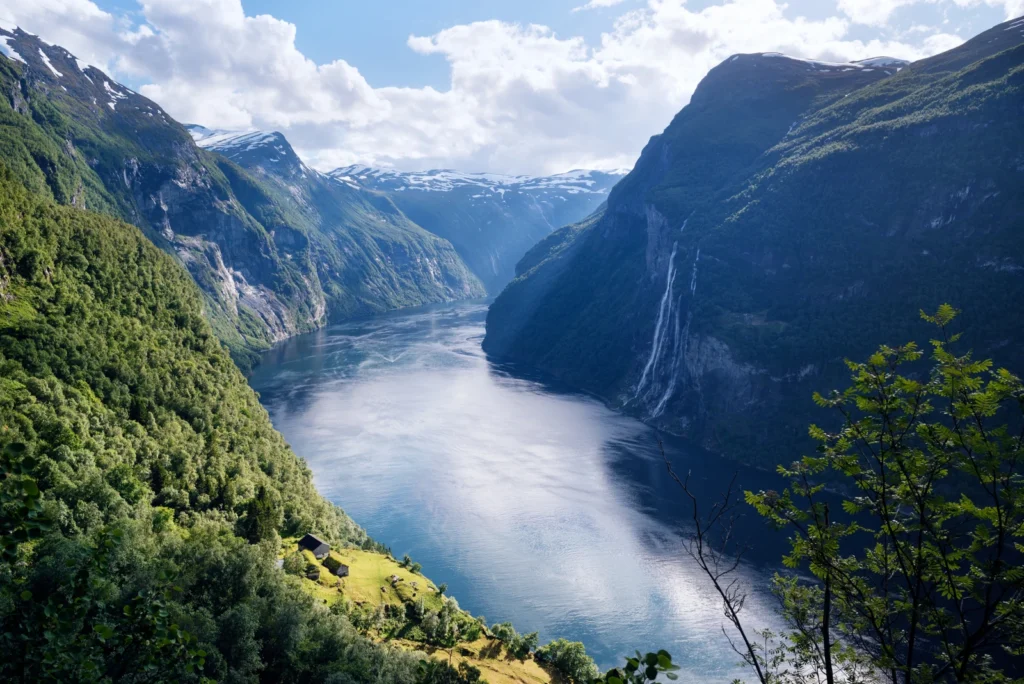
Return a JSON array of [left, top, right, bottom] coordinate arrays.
[[186, 125, 312, 178]]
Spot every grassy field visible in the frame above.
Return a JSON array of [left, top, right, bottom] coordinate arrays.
[[395, 638, 557, 684], [281, 539, 558, 682], [283, 539, 446, 610]]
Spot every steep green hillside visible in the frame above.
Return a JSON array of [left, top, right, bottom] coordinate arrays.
[[0, 162, 412, 677], [0, 28, 482, 370], [485, 17, 1024, 465]]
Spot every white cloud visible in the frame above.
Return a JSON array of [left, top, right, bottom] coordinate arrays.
[[838, 0, 1023, 26], [0, 0, 984, 175], [573, 0, 630, 12], [837, 0, 924, 26]]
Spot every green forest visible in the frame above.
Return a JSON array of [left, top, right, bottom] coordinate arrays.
[[0, 165, 398, 679]]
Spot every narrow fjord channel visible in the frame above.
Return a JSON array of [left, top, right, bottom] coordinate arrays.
[[249, 301, 787, 679]]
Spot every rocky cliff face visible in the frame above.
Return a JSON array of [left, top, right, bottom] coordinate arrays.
[[0, 29, 482, 368], [331, 166, 626, 293], [485, 17, 1024, 465]]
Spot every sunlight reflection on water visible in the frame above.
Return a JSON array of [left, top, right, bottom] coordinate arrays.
[[249, 301, 785, 679]]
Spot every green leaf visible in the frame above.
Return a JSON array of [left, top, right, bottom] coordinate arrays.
[[93, 624, 115, 642]]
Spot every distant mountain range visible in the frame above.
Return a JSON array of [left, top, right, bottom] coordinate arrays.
[[485, 16, 1024, 465], [330, 165, 626, 292]]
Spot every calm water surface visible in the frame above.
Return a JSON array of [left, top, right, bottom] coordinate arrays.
[[249, 301, 789, 680]]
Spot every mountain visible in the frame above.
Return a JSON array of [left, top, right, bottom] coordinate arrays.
[[484, 17, 1024, 465], [0, 28, 482, 369], [186, 125, 486, 322], [331, 165, 627, 292]]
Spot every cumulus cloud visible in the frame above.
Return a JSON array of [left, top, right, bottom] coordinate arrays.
[[0, 0, 983, 174]]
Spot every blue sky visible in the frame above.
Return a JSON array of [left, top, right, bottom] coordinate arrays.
[[2, 0, 1019, 173]]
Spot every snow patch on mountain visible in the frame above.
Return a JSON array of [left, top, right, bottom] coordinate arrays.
[[38, 48, 62, 78], [103, 80, 128, 111], [853, 56, 910, 68], [755, 52, 907, 73], [192, 128, 284, 153], [329, 165, 627, 196], [74, 57, 94, 83], [0, 35, 25, 64]]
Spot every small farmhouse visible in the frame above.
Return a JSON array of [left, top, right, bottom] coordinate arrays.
[[298, 533, 330, 559]]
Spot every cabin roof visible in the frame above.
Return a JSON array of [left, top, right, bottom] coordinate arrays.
[[298, 533, 329, 550]]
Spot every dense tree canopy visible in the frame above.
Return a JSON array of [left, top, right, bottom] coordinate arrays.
[[0, 166, 417, 681]]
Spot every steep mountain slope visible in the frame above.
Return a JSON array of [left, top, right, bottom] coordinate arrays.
[[0, 28, 482, 369], [188, 126, 484, 320], [485, 17, 1024, 464], [331, 165, 626, 292], [0, 162, 397, 678]]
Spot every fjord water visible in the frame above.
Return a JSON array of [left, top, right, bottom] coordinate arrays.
[[249, 301, 786, 678]]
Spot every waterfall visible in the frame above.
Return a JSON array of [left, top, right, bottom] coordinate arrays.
[[635, 243, 705, 417], [689, 248, 701, 295], [680, 210, 695, 233], [634, 242, 678, 400], [651, 305, 685, 417], [639, 245, 704, 417]]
